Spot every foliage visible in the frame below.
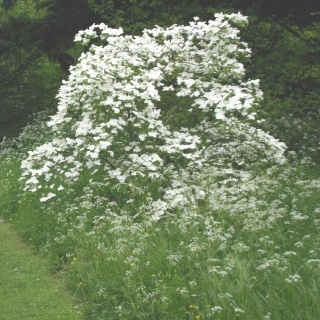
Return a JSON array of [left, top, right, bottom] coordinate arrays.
[[0, 0, 100, 67], [240, 17, 320, 160], [0, 52, 63, 138], [87, 0, 214, 34], [0, 1, 61, 138], [261, 111, 320, 162], [0, 110, 53, 220], [87, 0, 320, 29], [223, 0, 320, 28], [0, 0, 100, 139], [242, 18, 320, 116]]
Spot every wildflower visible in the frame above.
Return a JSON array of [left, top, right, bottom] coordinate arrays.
[[285, 274, 302, 283], [39, 192, 56, 202], [195, 315, 201, 319], [234, 307, 245, 314], [209, 306, 223, 315]]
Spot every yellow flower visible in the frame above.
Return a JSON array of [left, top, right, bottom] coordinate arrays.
[[189, 305, 196, 309], [151, 274, 156, 278], [195, 315, 201, 319]]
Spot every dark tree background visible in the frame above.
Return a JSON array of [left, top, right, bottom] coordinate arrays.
[[0, 0, 101, 136]]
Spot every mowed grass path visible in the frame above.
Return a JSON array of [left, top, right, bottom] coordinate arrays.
[[0, 221, 84, 320]]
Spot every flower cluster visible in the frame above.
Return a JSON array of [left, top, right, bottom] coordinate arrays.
[[20, 13, 285, 200]]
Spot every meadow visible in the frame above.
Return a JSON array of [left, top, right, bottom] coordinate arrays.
[[1, 16, 320, 319], [1, 111, 319, 319]]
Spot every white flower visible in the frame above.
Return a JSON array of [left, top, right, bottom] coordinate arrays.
[[40, 192, 56, 202], [20, 14, 285, 204]]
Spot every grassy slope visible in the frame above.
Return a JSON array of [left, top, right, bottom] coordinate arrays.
[[0, 221, 84, 320]]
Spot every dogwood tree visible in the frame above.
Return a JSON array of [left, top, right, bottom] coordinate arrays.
[[21, 13, 286, 201]]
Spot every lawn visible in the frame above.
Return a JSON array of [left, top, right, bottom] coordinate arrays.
[[0, 221, 84, 320]]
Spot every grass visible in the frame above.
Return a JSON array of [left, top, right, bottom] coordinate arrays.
[[0, 221, 84, 320], [0, 117, 319, 319], [3, 159, 319, 319]]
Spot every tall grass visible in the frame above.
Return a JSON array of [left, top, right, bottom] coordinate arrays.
[[1, 113, 319, 319]]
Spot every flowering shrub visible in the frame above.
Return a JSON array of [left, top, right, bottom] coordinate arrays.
[[20, 13, 285, 200]]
